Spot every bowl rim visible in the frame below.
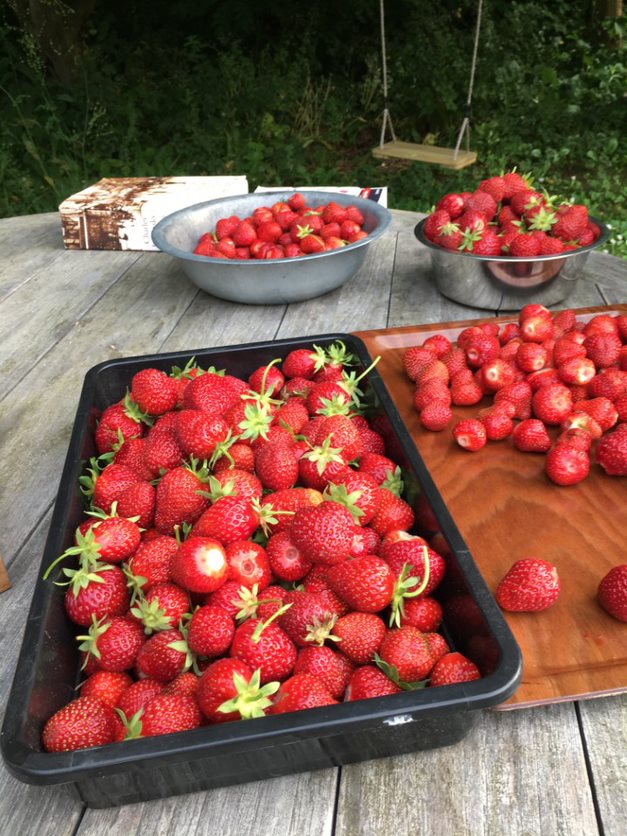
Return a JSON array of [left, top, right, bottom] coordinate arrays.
[[414, 215, 611, 262], [151, 190, 393, 265]]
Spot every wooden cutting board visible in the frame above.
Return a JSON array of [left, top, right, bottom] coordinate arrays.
[[355, 304, 627, 709]]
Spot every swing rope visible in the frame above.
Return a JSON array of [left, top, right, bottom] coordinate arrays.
[[453, 0, 484, 159], [377, 0, 484, 161]]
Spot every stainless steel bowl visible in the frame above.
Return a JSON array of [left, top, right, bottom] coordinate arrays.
[[415, 216, 610, 311], [151, 191, 392, 305]]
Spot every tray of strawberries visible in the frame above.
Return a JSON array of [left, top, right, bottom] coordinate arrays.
[[1, 334, 521, 807]]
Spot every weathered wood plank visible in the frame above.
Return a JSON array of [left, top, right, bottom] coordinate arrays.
[[578, 696, 627, 836], [335, 703, 600, 836], [0, 249, 141, 402], [0, 214, 66, 300], [0, 253, 197, 567], [0, 509, 85, 833], [77, 770, 337, 836]]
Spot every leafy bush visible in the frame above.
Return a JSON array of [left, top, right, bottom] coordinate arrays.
[[0, 0, 625, 255]]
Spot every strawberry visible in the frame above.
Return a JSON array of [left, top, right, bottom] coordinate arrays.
[[175, 409, 229, 460], [450, 375, 484, 406], [333, 612, 386, 664], [560, 412, 603, 440], [135, 627, 192, 682], [545, 444, 590, 485], [573, 398, 618, 432], [289, 500, 355, 565], [278, 590, 338, 647], [399, 596, 443, 632], [501, 170, 532, 200], [182, 371, 248, 417], [42, 696, 117, 752], [282, 346, 327, 380], [532, 383, 573, 425], [495, 558, 560, 611], [584, 332, 622, 369], [479, 359, 517, 392], [326, 555, 396, 613], [116, 678, 164, 718], [92, 463, 142, 514], [557, 357, 596, 386], [381, 540, 446, 597], [116, 481, 156, 529], [464, 333, 501, 368], [429, 652, 481, 686], [81, 670, 133, 708], [128, 534, 178, 590], [197, 659, 277, 722], [520, 310, 555, 343], [260, 487, 323, 533], [154, 460, 211, 534], [326, 469, 379, 526], [230, 615, 297, 684], [95, 399, 145, 455], [377, 626, 434, 683], [225, 540, 271, 590], [63, 564, 130, 627], [512, 418, 551, 453], [516, 342, 548, 373], [510, 189, 544, 217], [478, 175, 505, 204], [436, 221, 464, 251], [420, 401, 453, 431], [480, 408, 514, 441], [452, 419, 487, 451], [588, 369, 627, 402], [78, 615, 146, 672], [266, 530, 312, 581], [293, 646, 354, 699], [556, 427, 594, 453], [131, 582, 191, 633], [139, 692, 202, 737], [508, 233, 541, 257], [191, 496, 260, 545], [170, 537, 228, 593], [465, 190, 498, 221], [269, 673, 337, 714], [424, 209, 451, 240], [553, 207, 589, 241], [596, 425, 627, 476], [436, 193, 465, 218], [345, 665, 402, 700], [597, 565, 627, 622], [369, 488, 415, 538], [131, 368, 178, 416], [187, 604, 235, 657]]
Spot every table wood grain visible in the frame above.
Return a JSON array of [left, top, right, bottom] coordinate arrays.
[[0, 210, 625, 836]]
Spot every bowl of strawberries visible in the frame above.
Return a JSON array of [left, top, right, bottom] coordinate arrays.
[[415, 170, 610, 310], [152, 190, 392, 305]]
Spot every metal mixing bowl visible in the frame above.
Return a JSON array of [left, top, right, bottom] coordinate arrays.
[[414, 216, 611, 310], [151, 191, 392, 305]]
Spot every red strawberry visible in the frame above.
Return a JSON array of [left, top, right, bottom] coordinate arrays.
[[197, 659, 277, 722], [175, 410, 229, 460], [345, 665, 402, 700], [140, 692, 202, 737], [135, 628, 191, 682], [266, 530, 312, 581], [420, 401, 453, 431], [584, 332, 622, 369], [453, 419, 487, 451], [225, 540, 271, 590], [377, 626, 434, 683], [187, 604, 235, 657], [42, 696, 116, 752], [81, 670, 133, 708], [399, 596, 443, 632], [170, 537, 228, 593], [381, 540, 446, 597], [116, 481, 156, 529], [545, 444, 590, 485], [230, 616, 297, 684], [553, 207, 588, 241], [326, 555, 396, 613], [436, 221, 464, 251], [450, 374, 484, 406], [282, 346, 327, 379], [128, 534, 177, 590], [182, 372, 248, 416], [479, 359, 517, 392], [510, 189, 543, 217], [429, 652, 481, 686], [512, 418, 551, 453], [63, 564, 130, 627], [95, 400, 145, 455], [293, 646, 354, 699], [290, 500, 355, 565], [532, 383, 573, 425], [78, 615, 145, 672], [480, 408, 514, 441], [131, 368, 178, 416], [116, 679, 164, 718], [93, 463, 142, 514], [597, 565, 627, 622], [424, 209, 451, 240], [495, 558, 560, 611], [131, 582, 191, 633], [557, 357, 596, 386], [596, 425, 627, 476], [502, 170, 532, 200], [269, 673, 337, 714], [278, 590, 338, 647], [508, 233, 541, 257], [191, 496, 260, 545], [154, 461, 211, 534], [333, 612, 386, 664], [466, 190, 498, 221], [516, 342, 548, 373], [436, 193, 465, 218], [369, 488, 415, 538], [478, 175, 505, 204], [260, 487, 324, 534]]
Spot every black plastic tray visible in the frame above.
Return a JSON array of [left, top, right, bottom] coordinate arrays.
[[1, 333, 522, 808]]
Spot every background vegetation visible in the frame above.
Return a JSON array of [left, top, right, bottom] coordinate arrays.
[[1, 0, 626, 255]]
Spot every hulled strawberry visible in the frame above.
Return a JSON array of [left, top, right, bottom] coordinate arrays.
[[170, 537, 228, 594]]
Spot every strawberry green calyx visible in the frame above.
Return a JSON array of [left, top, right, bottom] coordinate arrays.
[[76, 614, 110, 665], [208, 431, 237, 470], [185, 456, 212, 483], [237, 402, 274, 442], [172, 522, 193, 545], [305, 613, 340, 646], [130, 596, 174, 634], [167, 622, 196, 674], [324, 482, 365, 524], [123, 564, 147, 604], [390, 560, 429, 627], [310, 343, 330, 373], [235, 583, 263, 621], [251, 498, 294, 537], [251, 602, 293, 643], [217, 669, 280, 719], [381, 466, 404, 497], [528, 206, 558, 232], [302, 436, 345, 477], [55, 558, 114, 595], [339, 355, 382, 404], [459, 227, 483, 252], [78, 456, 104, 501], [325, 340, 355, 368], [202, 474, 238, 502], [373, 653, 429, 692], [116, 707, 144, 739], [42, 527, 103, 580], [317, 393, 355, 417], [170, 356, 202, 381], [122, 390, 153, 426]]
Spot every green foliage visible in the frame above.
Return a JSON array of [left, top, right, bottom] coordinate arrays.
[[0, 0, 625, 256]]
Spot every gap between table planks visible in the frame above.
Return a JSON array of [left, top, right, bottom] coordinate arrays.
[[355, 303, 627, 710]]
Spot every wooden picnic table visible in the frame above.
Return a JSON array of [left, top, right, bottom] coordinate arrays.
[[0, 208, 625, 836]]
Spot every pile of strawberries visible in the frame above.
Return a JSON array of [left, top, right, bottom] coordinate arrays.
[[41, 341, 481, 754], [423, 170, 603, 257], [404, 305, 627, 622], [192, 193, 369, 260]]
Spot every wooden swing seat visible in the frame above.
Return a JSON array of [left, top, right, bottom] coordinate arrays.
[[372, 140, 477, 170]]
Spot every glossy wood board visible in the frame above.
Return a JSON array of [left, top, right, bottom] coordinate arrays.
[[355, 304, 627, 709]]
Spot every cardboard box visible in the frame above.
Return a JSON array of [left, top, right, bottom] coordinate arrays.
[[59, 176, 249, 251], [254, 185, 389, 207]]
